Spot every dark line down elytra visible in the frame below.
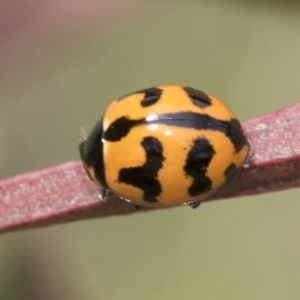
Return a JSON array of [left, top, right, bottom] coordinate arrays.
[[104, 111, 247, 152]]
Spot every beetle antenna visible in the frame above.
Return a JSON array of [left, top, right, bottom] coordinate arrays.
[[80, 127, 87, 140]]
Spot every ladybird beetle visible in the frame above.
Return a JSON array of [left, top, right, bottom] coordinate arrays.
[[79, 85, 249, 208]]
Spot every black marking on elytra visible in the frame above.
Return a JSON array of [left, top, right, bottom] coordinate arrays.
[[79, 119, 107, 188], [104, 116, 140, 142], [183, 87, 212, 108], [139, 87, 163, 107], [104, 112, 248, 152], [224, 163, 238, 179], [117, 87, 162, 107], [225, 119, 248, 152], [118, 137, 165, 202], [184, 138, 214, 197]]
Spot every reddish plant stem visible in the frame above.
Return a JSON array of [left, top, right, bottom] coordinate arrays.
[[0, 103, 300, 233]]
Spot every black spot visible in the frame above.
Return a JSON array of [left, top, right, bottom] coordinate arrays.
[[79, 119, 107, 188], [118, 137, 165, 202], [183, 87, 212, 108], [117, 87, 162, 105], [104, 116, 141, 141], [139, 87, 163, 107], [226, 119, 248, 152], [184, 138, 214, 196], [224, 163, 238, 179]]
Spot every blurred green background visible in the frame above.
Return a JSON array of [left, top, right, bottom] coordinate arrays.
[[1, 0, 300, 299]]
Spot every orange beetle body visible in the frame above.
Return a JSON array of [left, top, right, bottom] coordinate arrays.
[[80, 85, 249, 208]]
